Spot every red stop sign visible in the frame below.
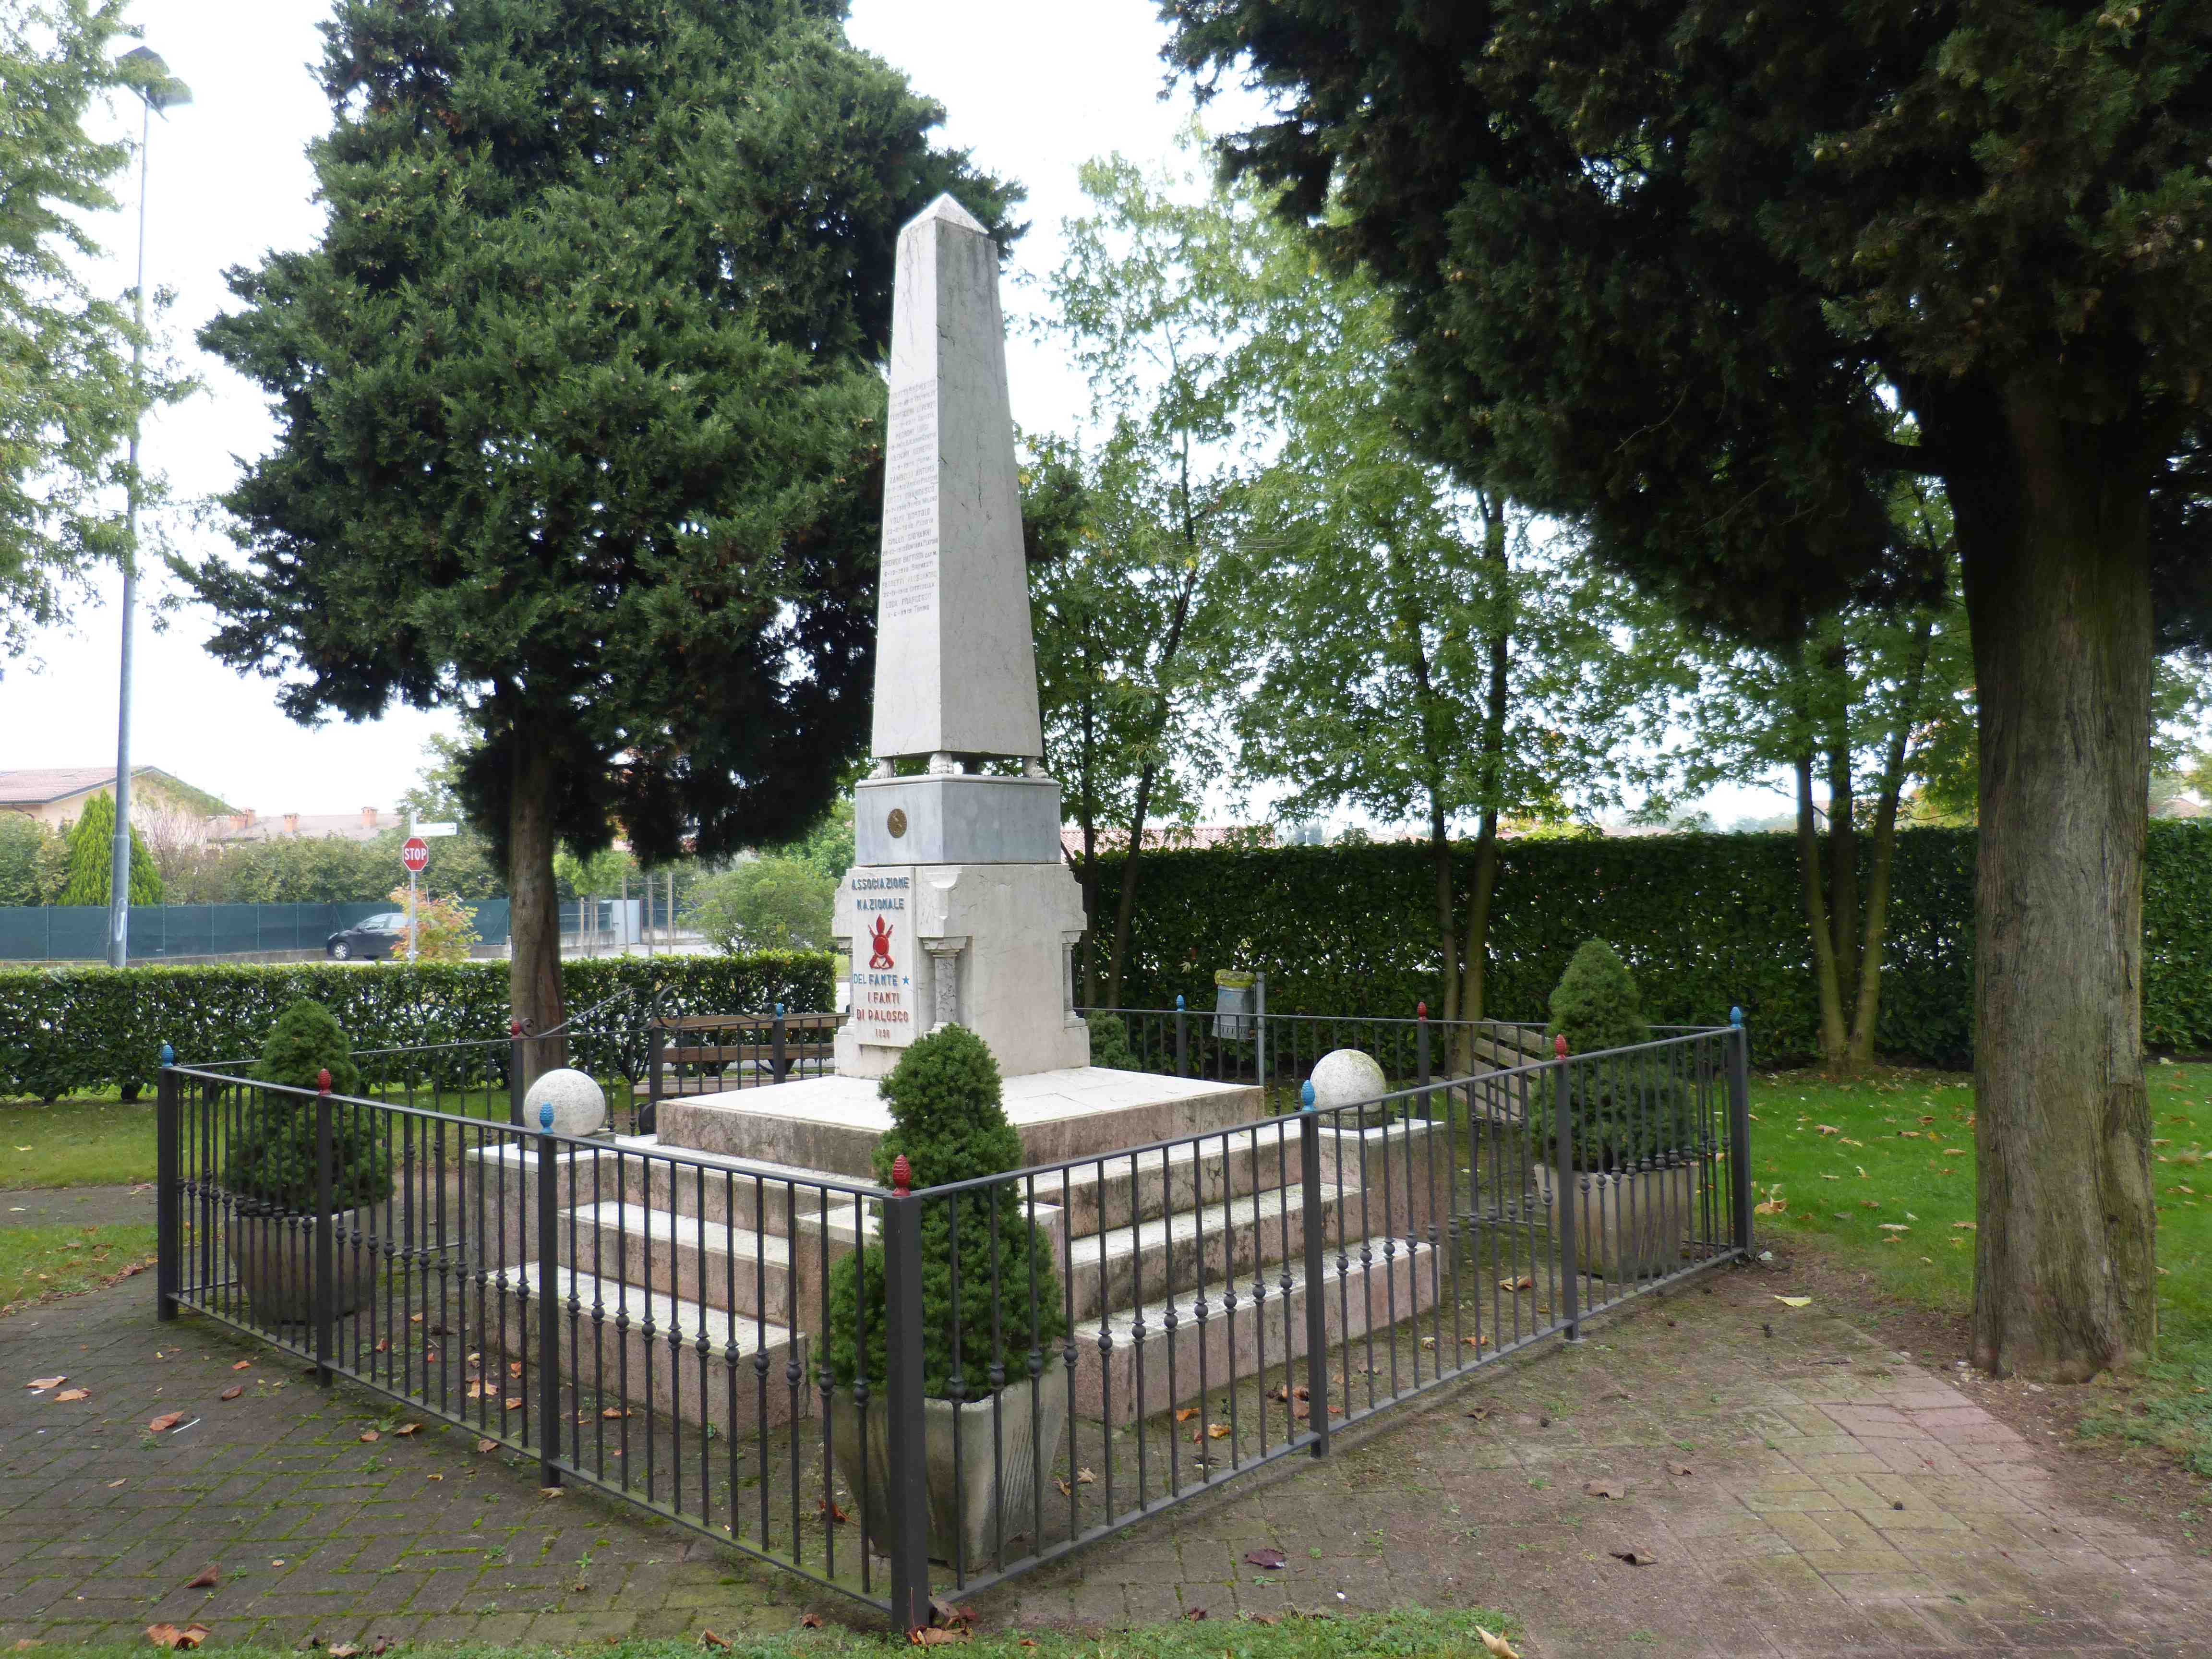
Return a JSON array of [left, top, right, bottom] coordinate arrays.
[[401, 836, 429, 873]]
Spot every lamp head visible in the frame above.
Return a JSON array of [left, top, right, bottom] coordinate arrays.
[[117, 46, 192, 112]]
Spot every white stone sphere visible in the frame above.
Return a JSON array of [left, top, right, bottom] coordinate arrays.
[[524, 1068, 607, 1137], [1308, 1048, 1388, 1113]]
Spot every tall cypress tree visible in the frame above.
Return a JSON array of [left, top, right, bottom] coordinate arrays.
[[56, 790, 160, 906], [192, 0, 1016, 1062], [1165, 0, 2212, 1383]]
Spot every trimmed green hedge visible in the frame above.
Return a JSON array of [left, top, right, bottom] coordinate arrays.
[[1091, 821, 2212, 1068], [0, 953, 834, 1101]]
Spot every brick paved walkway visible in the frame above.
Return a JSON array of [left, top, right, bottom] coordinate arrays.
[[1, 1267, 2205, 1654]]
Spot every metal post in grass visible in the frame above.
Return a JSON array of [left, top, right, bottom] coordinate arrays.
[[644, 1018, 665, 1135], [1416, 1002, 1431, 1122], [536, 1098, 563, 1488], [883, 1154, 931, 1632], [508, 1019, 526, 1128], [1175, 994, 1188, 1079], [313, 1067, 335, 1384], [1299, 1082, 1329, 1457], [771, 1001, 788, 1084], [1728, 1006, 1753, 1260], [156, 1044, 178, 1322], [1552, 1037, 1581, 1345]]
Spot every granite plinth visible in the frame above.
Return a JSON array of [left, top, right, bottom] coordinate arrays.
[[853, 772, 1062, 864], [654, 1067, 1263, 1180]]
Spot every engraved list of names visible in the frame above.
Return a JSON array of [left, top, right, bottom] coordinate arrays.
[[878, 381, 938, 623]]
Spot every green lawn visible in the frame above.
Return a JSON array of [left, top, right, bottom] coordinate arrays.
[[0, 1223, 157, 1310], [1751, 1062, 2212, 1476], [0, 1097, 155, 1188]]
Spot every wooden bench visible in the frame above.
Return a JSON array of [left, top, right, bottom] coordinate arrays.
[[1458, 1023, 1551, 1124], [637, 1011, 842, 1106]]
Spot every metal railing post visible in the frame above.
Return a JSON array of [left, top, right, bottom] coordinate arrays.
[[1552, 1039, 1581, 1344], [508, 1019, 526, 1128], [536, 1103, 563, 1488], [1299, 1104, 1329, 1457], [643, 1019, 665, 1135], [156, 1048, 179, 1321], [771, 1002, 788, 1084], [1728, 1007, 1753, 1260], [313, 1068, 335, 1384], [1416, 1002, 1431, 1121], [1175, 995, 1188, 1079], [883, 1159, 930, 1633], [1255, 971, 1269, 1091]]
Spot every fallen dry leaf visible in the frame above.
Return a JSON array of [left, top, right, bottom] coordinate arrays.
[[1246, 1612, 1279, 1627], [147, 1413, 183, 1434], [798, 1614, 824, 1630], [229, 1360, 250, 1371], [106, 1479, 124, 1489], [698, 1632, 731, 1651], [508, 1360, 523, 1378], [1207, 1422, 1231, 1439], [503, 1396, 522, 1411], [1174, 1407, 1199, 1422], [1773, 1296, 1811, 1308], [144, 1625, 207, 1651], [1182, 1608, 1208, 1622], [475, 1438, 496, 1454], [218, 1386, 242, 1402], [1814, 1125, 1839, 1136], [1498, 1275, 1534, 1292], [1669, 1462, 1693, 1476], [54, 1389, 88, 1403], [1075, 1467, 1095, 1484], [358, 1430, 379, 1443], [1244, 1548, 1286, 1569], [327, 1643, 361, 1657], [601, 1406, 628, 1420], [1584, 1481, 1625, 1499], [1608, 1546, 1658, 1565], [1477, 1627, 1520, 1659], [929, 1599, 978, 1630], [394, 1422, 420, 1437], [27, 1376, 63, 1390], [910, 1630, 968, 1647], [425, 1473, 443, 1482], [817, 1497, 849, 1524], [184, 1567, 219, 1590]]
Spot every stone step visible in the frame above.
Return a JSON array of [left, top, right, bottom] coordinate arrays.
[[492, 1262, 810, 1437], [599, 1138, 867, 1239], [1072, 1237, 1441, 1426], [1062, 1181, 1355, 1325]]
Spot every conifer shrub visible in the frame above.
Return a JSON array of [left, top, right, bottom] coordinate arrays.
[[1085, 1012, 1141, 1071], [820, 1026, 1067, 1400], [1532, 941, 1697, 1170], [223, 999, 392, 1211]]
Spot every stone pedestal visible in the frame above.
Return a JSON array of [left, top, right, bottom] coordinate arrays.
[[833, 858, 1088, 1080]]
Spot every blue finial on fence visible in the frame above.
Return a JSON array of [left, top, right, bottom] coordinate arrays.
[[775, 1001, 784, 1017], [539, 1100, 554, 1131], [1300, 1080, 1315, 1112], [1730, 1005, 1744, 1028], [158, 1042, 174, 1067], [1176, 994, 1185, 1010]]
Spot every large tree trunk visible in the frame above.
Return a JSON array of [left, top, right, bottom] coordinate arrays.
[[1453, 501, 1513, 1072], [1823, 649, 1860, 1015], [507, 737, 567, 1087], [1455, 808, 1501, 1065], [1795, 752, 1850, 1070], [1950, 390, 2158, 1382], [1845, 613, 1935, 1070]]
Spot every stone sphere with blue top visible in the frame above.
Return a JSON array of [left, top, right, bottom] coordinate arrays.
[[524, 1067, 607, 1137]]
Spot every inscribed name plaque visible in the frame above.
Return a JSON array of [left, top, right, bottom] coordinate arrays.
[[845, 867, 917, 1048]]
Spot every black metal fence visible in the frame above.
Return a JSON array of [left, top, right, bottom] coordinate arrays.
[[157, 1015, 1751, 1631]]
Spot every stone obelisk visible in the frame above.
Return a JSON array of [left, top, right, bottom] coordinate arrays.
[[831, 197, 1089, 1081]]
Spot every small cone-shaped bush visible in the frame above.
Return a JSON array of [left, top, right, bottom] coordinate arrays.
[[224, 1000, 389, 1211], [56, 791, 161, 906], [1084, 1012, 1140, 1071], [1546, 939, 1649, 1058], [823, 1026, 1068, 1399]]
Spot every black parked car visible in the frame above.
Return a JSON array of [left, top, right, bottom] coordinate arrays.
[[326, 912, 408, 961]]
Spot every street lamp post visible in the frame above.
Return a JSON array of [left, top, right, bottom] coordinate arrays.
[[105, 47, 191, 970]]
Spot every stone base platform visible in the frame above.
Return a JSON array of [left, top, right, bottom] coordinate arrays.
[[655, 1066, 1264, 1180]]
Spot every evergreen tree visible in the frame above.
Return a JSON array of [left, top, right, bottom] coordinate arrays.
[[190, 0, 1016, 1070], [1164, 0, 2212, 1381], [56, 790, 160, 905]]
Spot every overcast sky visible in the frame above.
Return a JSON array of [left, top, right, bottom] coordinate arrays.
[[2, 1, 1787, 830]]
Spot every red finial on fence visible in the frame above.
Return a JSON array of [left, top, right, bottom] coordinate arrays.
[[1553, 1035, 1568, 1060], [509, 1018, 523, 1037], [1417, 1001, 1427, 1021], [316, 1067, 332, 1094], [891, 1154, 912, 1198]]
